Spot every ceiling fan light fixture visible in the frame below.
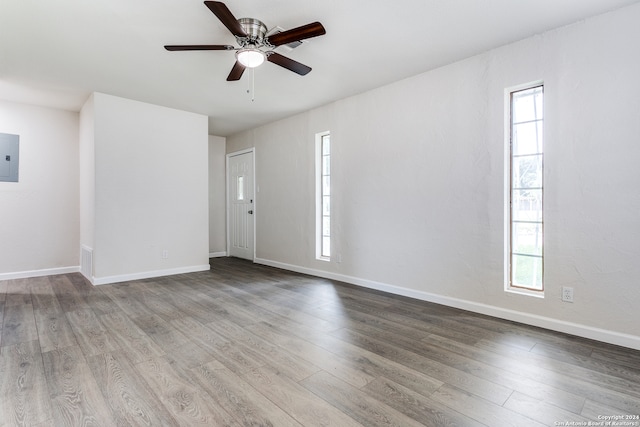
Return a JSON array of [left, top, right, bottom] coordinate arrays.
[[236, 48, 265, 68]]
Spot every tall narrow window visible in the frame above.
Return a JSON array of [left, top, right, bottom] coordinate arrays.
[[316, 132, 331, 260], [508, 85, 544, 292]]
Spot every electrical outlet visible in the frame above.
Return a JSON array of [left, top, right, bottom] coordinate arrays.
[[162, 250, 169, 259], [562, 286, 574, 303]]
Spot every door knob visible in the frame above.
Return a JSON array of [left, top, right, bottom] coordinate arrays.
[[248, 210, 253, 214]]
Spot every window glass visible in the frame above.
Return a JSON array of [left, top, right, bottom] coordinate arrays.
[[317, 133, 331, 260], [508, 85, 544, 292], [237, 176, 244, 200]]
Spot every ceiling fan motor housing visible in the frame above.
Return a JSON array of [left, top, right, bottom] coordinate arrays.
[[237, 18, 268, 47]]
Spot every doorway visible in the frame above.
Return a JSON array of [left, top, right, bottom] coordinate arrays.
[[227, 149, 255, 260]]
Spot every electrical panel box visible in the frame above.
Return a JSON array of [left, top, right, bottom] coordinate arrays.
[[0, 133, 19, 182]]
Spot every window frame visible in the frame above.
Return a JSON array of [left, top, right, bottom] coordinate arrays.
[[505, 82, 545, 296], [316, 131, 331, 261]]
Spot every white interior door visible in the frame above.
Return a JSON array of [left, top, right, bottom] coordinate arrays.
[[228, 150, 254, 260]]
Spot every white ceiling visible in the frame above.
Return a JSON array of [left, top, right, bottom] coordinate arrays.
[[1, 0, 638, 136]]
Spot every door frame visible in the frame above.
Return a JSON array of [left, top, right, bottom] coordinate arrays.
[[226, 147, 256, 261]]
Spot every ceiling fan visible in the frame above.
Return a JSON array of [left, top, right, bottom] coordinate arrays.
[[164, 1, 326, 81]]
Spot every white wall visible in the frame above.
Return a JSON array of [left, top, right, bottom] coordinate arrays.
[[79, 94, 95, 252], [0, 100, 79, 277], [83, 93, 210, 284], [209, 134, 226, 256], [227, 4, 640, 349]]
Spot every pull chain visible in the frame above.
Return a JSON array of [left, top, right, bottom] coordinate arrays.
[[246, 68, 256, 102], [251, 67, 255, 102]]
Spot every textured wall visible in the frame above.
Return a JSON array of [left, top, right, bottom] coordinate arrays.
[[89, 93, 210, 282], [227, 4, 640, 346], [209, 134, 227, 255], [0, 101, 79, 275]]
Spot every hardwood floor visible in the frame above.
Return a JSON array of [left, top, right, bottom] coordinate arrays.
[[1, 257, 639, 426]]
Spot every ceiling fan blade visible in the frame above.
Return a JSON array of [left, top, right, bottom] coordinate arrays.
[[227, 61, 246, 81], [204, 1, 247, 38], [266, 22, 326, 47], [164, 45, 234, 51], [267, 52, 312, 76]]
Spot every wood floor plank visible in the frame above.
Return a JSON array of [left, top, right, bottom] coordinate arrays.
[[328, 308, 450, 352], [362, 376, 485, 427], [475, 337, 640, 414], [1, 302, 38, 347], [49, 275, 89, 313], [163, 340, 223, 369], [0, 279, 7, 302], [169, 316, 225, 350], [130, 313, 191, 349], [82, 291, 120, 316], [29, 277, 58, 310], [135, 356, 239, 426], [244, 278, 337, 312], [453, 312, 592, 354], [246, 321, 376, 388], [99, 287, 158, 319], [503, 391, 591, 426], [211, 281, 341, 333], [65, 309, 120, 357], [196, 291, 278, 327], [32, 277, 77, 353], [42, 345, 114, 426], [130, 314, 219, 369], [0, 341, 53, 426], [344, 314, 513, 383], [591, 346, 640, 372], [424, 332, 587, 413], [263, 281, 337, 310], [385, 304, 538, 352], [4, 279, 33, 307], [171, 316, 266, 375], [307, 302, 433, 342], [33, 300, 77, 353], [242, 365, 365, 427], [305, 331, 444, 398], [531, 341, 640, 391], [190, 363, 303, 427], [98, 311, 165, 363], [66, 273, 94, 296], [278, 276, 372, 306], [96, 280, 154, 299], [431, 384, 546, 427], [155, 291, 223, 323], [173, 290, 253, 326], [204, 317, 321, 382], [130, 291, 184, 322], [87, 352, 178, 426], [331, 327, 513, 405], [212, 274, 337, 324], [300, 370, 427, 427], [30, 419, 56, 427], [0, 301, 4, 347]]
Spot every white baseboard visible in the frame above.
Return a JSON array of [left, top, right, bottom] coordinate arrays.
[[90, 264, 211, 286], [0, 266, 80, 281], [255, 257, 640, 351], [209, 251, 227, 258]]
